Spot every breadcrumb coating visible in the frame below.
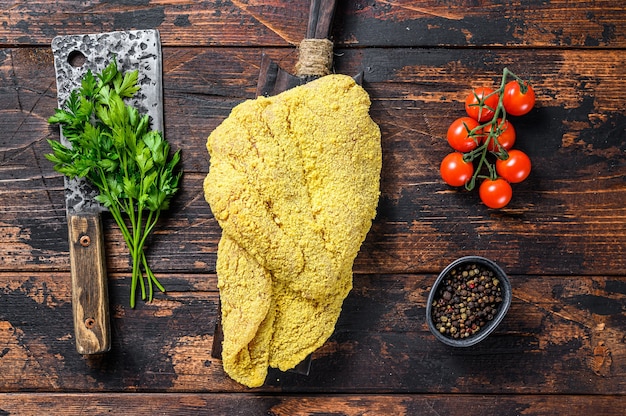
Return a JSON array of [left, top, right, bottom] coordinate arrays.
[[204, 74, 382, 387]]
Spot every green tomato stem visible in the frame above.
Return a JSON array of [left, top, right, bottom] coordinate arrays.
[[462, 67, 524, 189]]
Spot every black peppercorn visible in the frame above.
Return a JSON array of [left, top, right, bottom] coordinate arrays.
[[431, 262, 504, 340]]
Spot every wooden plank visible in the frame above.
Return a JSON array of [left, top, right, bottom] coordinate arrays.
[[1, 46, 625, 277], [1, 393, 626, 415], [4, 167, 626, 277], [1, 1, 626, 48], [1, 272, 624, 393], [1, 3, 625, 401]]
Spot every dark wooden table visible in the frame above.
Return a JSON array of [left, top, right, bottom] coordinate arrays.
[[1, 1, 625, 414]]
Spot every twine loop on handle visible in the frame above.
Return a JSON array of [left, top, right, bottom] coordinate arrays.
[[295, 38, 333, 77]]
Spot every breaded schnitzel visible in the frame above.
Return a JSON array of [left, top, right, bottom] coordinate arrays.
[[204, 74, 381, 387]]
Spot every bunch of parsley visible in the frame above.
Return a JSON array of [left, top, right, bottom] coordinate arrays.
[[47, 60, 181, 308]]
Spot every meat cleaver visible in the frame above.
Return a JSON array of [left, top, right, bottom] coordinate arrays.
[[51, 29, 163, 354], [211, 0, 359, 377]]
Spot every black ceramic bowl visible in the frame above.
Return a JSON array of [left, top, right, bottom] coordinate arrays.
[[426, 256, 512, 347]]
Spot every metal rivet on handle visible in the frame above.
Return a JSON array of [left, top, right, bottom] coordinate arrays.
[[79, 235, 91, 247], [84, 318, 95, 329]]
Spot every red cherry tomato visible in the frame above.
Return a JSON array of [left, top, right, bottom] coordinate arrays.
[[479, 178, 512, 209], [496, 149, 531, 183], [483, 118, 516, 152], [465, 87, 499, 122], [447, 117, 482, 152], [502, 80, 536, 116], [440, 152, 474, 187]]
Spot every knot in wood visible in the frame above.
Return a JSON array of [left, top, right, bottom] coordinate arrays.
[[295, 38, 333, 77]]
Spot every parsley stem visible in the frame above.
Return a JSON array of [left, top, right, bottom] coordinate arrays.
[[47, 59, 180, 308]]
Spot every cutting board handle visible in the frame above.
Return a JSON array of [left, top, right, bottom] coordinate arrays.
[[68, 213, 111, 354]]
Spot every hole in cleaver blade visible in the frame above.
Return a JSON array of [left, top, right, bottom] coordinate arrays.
[[51, 29, 163, 129], [51, 29, 164, 214], [51, 30, 164, 355]]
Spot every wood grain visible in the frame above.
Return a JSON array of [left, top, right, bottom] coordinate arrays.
[[1, 272, 624, 394], [67, 213, 110, 355], [0, 1, 625, 48], [0, 0, 625, 413], [1, 47, 624, 277], [1, 393, 626, 415]]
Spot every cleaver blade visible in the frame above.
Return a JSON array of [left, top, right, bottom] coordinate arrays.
[[212, 0, 345, 377], [51, 29, 163, 354]]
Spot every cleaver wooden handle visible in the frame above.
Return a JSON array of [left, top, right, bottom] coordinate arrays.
[[68, 212, 111, 354], [306, 0, 337, 39]]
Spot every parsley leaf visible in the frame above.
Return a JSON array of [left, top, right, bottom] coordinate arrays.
[[47, 59, 181, 307]]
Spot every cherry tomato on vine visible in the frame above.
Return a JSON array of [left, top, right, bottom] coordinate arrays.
[[496, 149, 531, 183], [440, 152, 474, 187], [479, 178, 513, 209], [483, 118, 516, 152], [502, 80, 535, 116], [465, 87, 499, 122], [447, 117, 482, 152]]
